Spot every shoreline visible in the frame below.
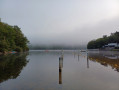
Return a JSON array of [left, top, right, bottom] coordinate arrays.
[[0, 51, 29, 55], [0, 51, 17, 55], [88, 49, 119, 51]]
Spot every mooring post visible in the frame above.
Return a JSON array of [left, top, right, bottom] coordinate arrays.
[[59, 55, 63, 84]]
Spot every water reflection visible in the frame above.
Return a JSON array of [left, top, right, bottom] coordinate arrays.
[[88, 51, 119, 72], [0, 50, 119, 90], [0, 53, 29, 83], [78, 54, 79, 61], [87, 53, 89, 68], [59, 54, 63, 84], [73, 50, 80, 61]]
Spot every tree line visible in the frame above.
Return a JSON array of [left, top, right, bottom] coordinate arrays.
[[87, 31, 119, 49], [29, 45, 86, 50], [0, 21, 29, 53]]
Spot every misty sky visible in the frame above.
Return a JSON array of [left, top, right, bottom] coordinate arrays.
[[0, 0, 119, 46]]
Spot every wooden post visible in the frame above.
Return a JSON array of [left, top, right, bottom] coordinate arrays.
[[87, 52, 89, 68], [59, 56, 63, 84]]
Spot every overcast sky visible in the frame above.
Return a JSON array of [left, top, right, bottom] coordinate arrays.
[[0, 0, 119, 46]]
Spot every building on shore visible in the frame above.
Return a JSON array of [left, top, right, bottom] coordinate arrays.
[[102, 43, 119, 50]]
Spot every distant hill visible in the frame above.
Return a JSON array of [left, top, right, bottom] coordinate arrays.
[[29, 45, 86, 50], [0, 21, 29, 53]]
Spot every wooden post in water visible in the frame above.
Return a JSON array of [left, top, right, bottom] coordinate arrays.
[[87, 53, 89, 68], [59, 55, 63, 84]]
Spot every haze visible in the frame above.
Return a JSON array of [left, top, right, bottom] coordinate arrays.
[[0, 0, 119, 46]]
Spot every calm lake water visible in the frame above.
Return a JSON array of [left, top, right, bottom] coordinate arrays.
[[0, 50, 119, 90]]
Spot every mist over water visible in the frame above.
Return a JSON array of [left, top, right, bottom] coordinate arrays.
[[30, 16, 119, 46], [0, 0, 119, 89], [0, 0, 119, 46]]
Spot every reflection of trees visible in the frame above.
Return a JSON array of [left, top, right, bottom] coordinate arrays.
[[0, 53, 29, 83], [88, 53, 119, 72]]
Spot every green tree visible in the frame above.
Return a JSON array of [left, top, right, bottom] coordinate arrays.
[[0, 21, 29, 53]]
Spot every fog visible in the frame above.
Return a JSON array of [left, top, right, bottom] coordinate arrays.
[[0, 0, 119, 46]]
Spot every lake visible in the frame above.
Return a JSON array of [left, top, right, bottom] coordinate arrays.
[[0, 50, 119, 90]]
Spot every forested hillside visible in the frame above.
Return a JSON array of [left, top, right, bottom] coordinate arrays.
[[0, 21, 29, 53], [87, 31, 119, 49]]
